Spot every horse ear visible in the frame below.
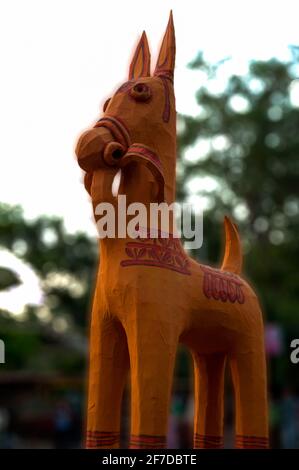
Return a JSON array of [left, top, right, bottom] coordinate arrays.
[[154, 11, 176, 81], [129, 31, 151, 80]]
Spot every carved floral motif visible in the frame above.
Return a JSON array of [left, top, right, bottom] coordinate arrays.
[[120, 229, 190, 275]]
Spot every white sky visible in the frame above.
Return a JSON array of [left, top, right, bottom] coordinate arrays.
[[1, 0, 299, 237], [0, 249, 43, 314]]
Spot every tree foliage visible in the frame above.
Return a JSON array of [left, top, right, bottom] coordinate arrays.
[[0, 203, 96, 370], [178, 53, 299, 328]]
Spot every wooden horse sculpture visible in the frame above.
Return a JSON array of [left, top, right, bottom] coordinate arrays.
[[75, 13, 269, 449]]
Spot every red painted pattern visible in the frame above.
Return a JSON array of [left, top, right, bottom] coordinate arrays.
[[235, 435, 269, 449], [120, 229, 190, 275], [200, 265, 245, 304], [86, 430, 120, 448], [126, 144, 163, 171], [94, 115, 131, 148], [160, 76, 171, 122], [129, 37, 150, 79], [194, 433, 223, 449], [155, 69, 174, 84], [129, 434, 166, 449]]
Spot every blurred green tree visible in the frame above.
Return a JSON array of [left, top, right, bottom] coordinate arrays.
[[177, 53, 299, 326], [0, 203, 96, 371], [176, 53, 299, 390]]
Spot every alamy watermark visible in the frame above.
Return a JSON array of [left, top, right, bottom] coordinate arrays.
[[94, 195, 203, 249], [290, 339, 299, 364]]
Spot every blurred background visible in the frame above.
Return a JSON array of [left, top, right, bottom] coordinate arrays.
[[1, 0, 299, 448]]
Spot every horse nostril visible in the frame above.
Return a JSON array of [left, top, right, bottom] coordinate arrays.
[[104, 142, 125, 166], [112, 148, 123, 160]]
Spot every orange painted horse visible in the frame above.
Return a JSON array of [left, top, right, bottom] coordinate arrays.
[[75, 12, 269, 449]]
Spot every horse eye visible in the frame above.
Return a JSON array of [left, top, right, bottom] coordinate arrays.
[[134, 83, 147, 93], [103, 98, 111, 112], [130, 83, 151, 102]]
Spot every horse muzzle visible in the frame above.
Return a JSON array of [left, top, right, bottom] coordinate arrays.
[[76, 116, 165, 202]]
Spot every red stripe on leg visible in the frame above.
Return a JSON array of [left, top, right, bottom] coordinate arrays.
[[86, 430, 120, 448], [235, 435, 269, 449], [129, 434, 167, 449], [194, 433, 224, 449]]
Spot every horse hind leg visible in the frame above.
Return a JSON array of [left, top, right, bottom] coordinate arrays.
[[229, 346, 269, 448], [193, 353, 226, 448]]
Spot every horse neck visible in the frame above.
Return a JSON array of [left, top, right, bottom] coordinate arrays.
[[97, 142, 181, 265]]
